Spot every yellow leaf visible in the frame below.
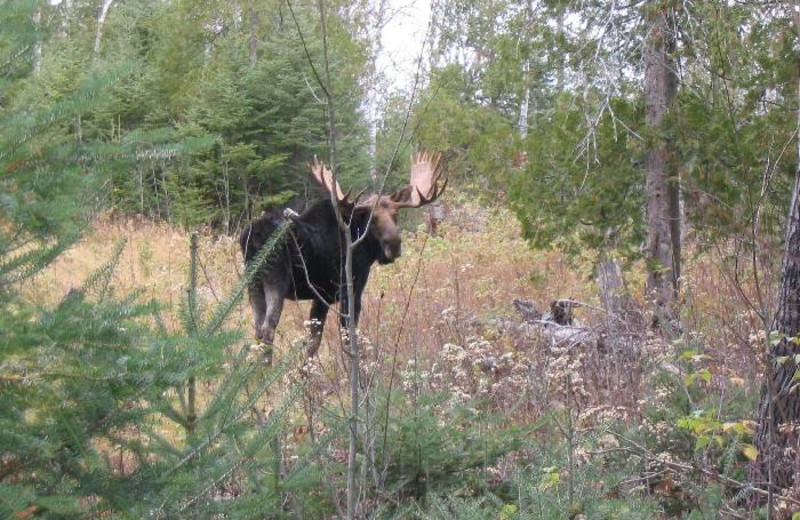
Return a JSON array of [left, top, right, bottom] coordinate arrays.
[[741, 444, 758, 461], [722, 422, 739, 433], [722, 421, 753, 435]]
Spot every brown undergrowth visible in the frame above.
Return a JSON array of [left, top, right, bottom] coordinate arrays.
[[23, 205, 771, 423], [24, 206, 585, 404], [21, 206, 780, 517]]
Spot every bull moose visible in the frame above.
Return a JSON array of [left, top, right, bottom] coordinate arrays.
[[240, 150, 447, 358]]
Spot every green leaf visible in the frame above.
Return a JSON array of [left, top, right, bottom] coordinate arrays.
[[499, 503, 519, 520], [538, 468, 561, 491]]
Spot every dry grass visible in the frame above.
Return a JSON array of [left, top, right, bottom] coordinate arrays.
[[22, 206, 770, 426], [23, 216, 248, 332], [23, 206, 576, 353]]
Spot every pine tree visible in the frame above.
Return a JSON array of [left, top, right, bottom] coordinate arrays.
[[89, 0, 372, 229], [0, 3, 155, 510], [1, 3, 302, 516]]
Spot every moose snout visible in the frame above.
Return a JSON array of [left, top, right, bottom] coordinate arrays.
[[382, 237, 401, 262]]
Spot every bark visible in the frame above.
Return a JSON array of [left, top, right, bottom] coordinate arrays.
[[33, 8, 42, 74], [597, 254, 628, 317], [315, 1, 359, 517], [248, 0, 260, 66], [753, 71, 800, 495], [93, 0, 116, 59], [597, 251, 641, 357], [669, 168, 681, 285], [555, 10, 564, 88], [517, 0, 533, 138], [369, 117, 378, 181], [519, 60, 530, 138], [643, 1, 679, 322]]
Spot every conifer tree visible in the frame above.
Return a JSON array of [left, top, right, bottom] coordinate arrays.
[[1, 3, 301, 516]]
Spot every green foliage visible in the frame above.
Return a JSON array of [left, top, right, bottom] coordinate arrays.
[[1, 236, 158, 517], [0, 0, 375, 231], [387, 424, 664, 520], [1, 4, 135, 288], [90, 0, 372, 229], [508, 96, 644, 260], [273, 387, 532, 519], [1, 220, 299, 518], [424, 0, 798, 266], [376, 392, 526, 501], [0, 5, 304, 516], [412, 64, 516, 194]]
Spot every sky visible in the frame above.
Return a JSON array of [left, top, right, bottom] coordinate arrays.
[[376, 0, 432, 93]]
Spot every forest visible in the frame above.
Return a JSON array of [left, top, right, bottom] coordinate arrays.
[[2, 0, 800, 518]]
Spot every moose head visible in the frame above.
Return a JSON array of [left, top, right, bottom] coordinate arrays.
[[308, 150, 447, 264]]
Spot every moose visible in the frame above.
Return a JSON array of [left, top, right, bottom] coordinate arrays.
[[240, 150, 447, 359]]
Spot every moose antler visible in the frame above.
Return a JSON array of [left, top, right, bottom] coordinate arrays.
[[309, 156, 352, 205], [395, 150, 448, 208]]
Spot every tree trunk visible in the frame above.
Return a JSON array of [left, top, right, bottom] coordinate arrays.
[[598, 254, 628, 317], [248, 0, 259, 67], [93, 0, 116, 60], [753, 69, 800, 497], [518, 0, 534, 139], [314, 1, 360, 517], [643, 0, 679, 323], [518, 60, 530, 138], [33, 8, 42, 74]]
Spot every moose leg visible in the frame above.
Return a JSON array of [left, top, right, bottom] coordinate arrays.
[[352, 275, 369, 325], [306, 299, 329, 358], [338, 277, 367, 332], [248, 281, 267, 342], [260, 284, 285, 345]]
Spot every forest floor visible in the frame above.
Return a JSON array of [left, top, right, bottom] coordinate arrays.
[[24, 203, 780, 518]]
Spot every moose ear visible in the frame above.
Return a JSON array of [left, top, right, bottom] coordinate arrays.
[[389, 185, 414, 204]]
